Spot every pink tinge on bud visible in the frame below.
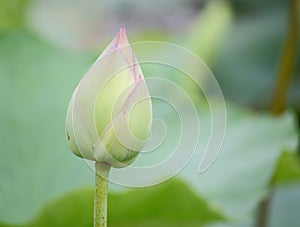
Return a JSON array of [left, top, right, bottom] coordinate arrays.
[[100, 27, 139, 82], [115, 26, 129, 48], [102, 27, 130, 53]]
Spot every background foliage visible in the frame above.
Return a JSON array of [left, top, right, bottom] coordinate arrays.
[[0, 0, 299, 227]]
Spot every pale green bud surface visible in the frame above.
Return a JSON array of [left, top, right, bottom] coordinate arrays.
[[65, 28, 152, 168]]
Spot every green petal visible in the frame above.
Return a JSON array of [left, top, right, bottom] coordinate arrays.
[[93, 112, 138, 168]]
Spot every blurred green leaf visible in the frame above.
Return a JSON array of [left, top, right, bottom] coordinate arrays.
[[0, 179, 225, 227], [0, 0, 32, 31], [273, 151, 300, 184], [180, 105, 298, 221], [213, 1, 300, 109], [108, 179, 225, 227], [185, 0, 233, 64], [0, 31, 95, 224], [28, 188, 93, 227], [204, 183, 300, 227]]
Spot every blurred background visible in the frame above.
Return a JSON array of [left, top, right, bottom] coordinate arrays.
[[0, 0, 299, 226]]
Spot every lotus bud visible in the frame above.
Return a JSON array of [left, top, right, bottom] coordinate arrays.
[[65, 27, 152, 168]]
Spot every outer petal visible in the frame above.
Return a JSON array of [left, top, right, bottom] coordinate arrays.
[[94, 67, 136, 135], [65, 88, 97, 160], [93, 78, 152, 167], [65, 92, 81, 157], [94, 28, 145, 135], [93, 112, 138, 168], [75, 28, 138, 139]]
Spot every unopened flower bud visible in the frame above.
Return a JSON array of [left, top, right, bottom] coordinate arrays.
[[65, 27, 152, 168]]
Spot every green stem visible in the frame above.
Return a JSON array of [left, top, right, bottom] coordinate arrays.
[[296, 110, 300, 156], [94, 162, 111, 227], [256, 193, 273, 227], [256, 0, 298, 226], [271, 0, 298, 115]]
